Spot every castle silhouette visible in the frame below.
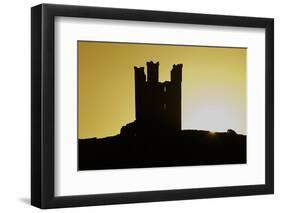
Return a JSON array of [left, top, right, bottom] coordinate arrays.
[[121, 61, 182, 137], [78, 61, 246, 170]]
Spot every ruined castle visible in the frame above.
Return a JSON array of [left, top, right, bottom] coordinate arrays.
[[121, 61, 183, 136]]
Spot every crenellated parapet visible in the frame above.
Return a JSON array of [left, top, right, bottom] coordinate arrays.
[[147, 61, 159, 83], [171, 64, 183, 84]]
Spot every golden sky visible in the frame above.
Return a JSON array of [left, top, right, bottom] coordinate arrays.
[[78, 41, 246, 139]]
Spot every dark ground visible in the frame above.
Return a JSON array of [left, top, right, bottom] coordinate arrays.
[[78, 130, 246, 170]]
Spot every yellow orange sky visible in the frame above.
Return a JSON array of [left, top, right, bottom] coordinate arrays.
[[78, 41, 246, 139]]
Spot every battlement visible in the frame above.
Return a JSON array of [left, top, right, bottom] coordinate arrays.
[[134, 61, 182, 84], [171, 64, 182, 83], [147, 61, 159, 82]]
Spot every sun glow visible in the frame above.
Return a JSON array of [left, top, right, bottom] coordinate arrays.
[[182, 102, 239, 133], [209, 131, 216, 135], [79, 42, 246, 138]]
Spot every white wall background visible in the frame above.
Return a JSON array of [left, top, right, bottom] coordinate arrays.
[[0, 0, 279, 212]]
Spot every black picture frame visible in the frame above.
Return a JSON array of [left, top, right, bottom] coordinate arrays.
[[31, 3, 274, 209]]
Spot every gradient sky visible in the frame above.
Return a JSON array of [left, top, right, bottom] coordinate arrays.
[[78, 41, 246, 139]]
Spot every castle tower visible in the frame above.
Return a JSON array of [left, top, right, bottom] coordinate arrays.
[[171, 64, 182, 83], [170, 64, 182, 132], [134, 66, 146, 123], [134, 62, 183, 136], [147, 61, 159, 83]]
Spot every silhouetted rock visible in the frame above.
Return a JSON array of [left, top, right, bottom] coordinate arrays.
[[227, 129, 237, 134], [79, 130, 246, 170]]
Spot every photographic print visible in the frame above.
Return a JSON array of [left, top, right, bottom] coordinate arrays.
[[31, 4, 274, 208], [78, 41, 247, 170]]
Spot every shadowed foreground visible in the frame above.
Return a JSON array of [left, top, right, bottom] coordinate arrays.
[[78, 130, 246, 170]]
